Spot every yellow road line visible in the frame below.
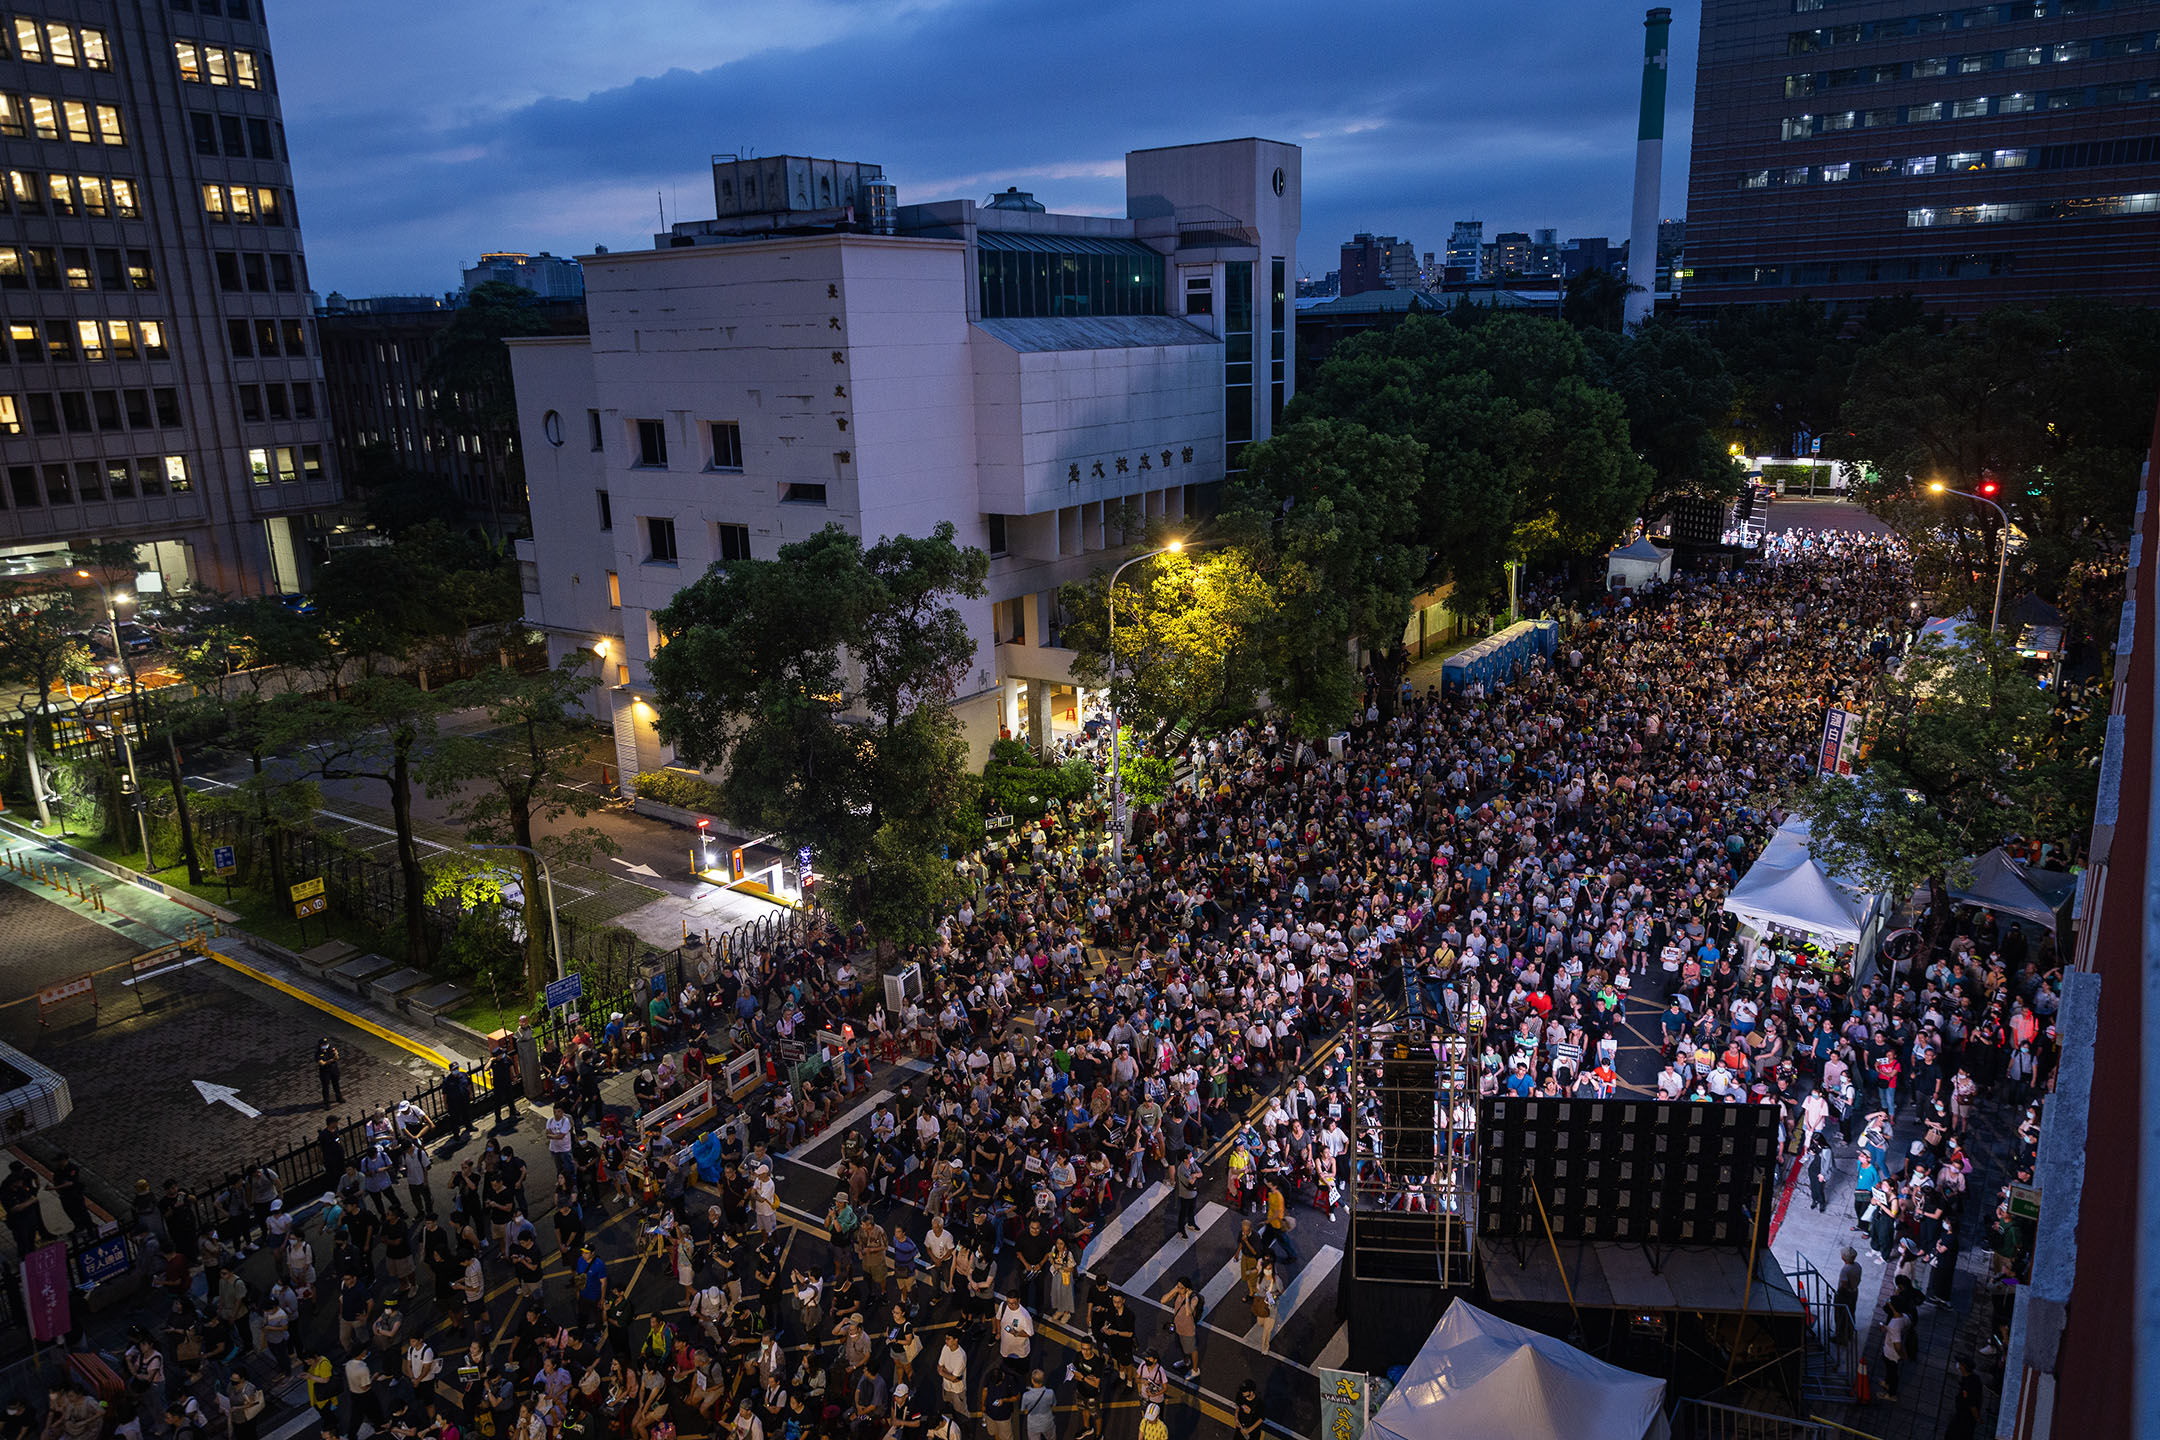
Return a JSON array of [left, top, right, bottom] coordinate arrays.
[[209, 947, 456, 1069]]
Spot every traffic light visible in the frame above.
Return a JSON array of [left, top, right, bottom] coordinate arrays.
[[1979, 479, 2000, 497]]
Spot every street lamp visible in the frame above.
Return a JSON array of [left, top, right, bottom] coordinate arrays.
[[470, 841, 564, 983], [1927, 481, 2009, 634], [1503, 559, 1525, 626], [1104, 538, 1185, 868], [76, 569, 151, 865]]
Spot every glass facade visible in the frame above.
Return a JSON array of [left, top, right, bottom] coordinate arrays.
[[1224, 260, 1253, 472], [976, 236, 1165, 319], [1269, 258, 1286, 428]]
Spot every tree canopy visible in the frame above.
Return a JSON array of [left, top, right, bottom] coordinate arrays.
[[1290, 311, 1651, 606], [1788, 627, 2102, 901], [648, 522, 987, 940]]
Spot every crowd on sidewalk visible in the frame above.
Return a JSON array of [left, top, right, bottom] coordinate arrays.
[[8, 531, 2066, 1440]]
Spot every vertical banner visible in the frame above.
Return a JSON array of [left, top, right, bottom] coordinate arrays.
[[23, 1239, 69, 1341], [1318, 1369, 1385, 1440], [1817, 707, 1851, 775]]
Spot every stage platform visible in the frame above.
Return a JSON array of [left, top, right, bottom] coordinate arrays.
[[1477, 1238, 1808, 1317]]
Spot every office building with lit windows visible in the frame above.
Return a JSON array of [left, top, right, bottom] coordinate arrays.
[[1682, 0, 2160, 315], [510, 139, 1299, 786], [0, 0, 336, 596]]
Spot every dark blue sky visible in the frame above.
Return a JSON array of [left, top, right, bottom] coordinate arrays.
[[274, 0, 1700, 299]]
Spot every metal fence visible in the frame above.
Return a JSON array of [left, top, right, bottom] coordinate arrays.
[[1668, 1399, 1840, 1440]]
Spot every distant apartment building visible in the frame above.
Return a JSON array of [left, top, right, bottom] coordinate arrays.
[[1683, 0, 2160, 314], [462, 250, 584, 301], [318, 286, 588, 536], [1493, 230, 1533, 275], [1339, 231, 1417, 295], [1446, 219, 1485, 280], [510, 140, 1300, 781], [0, 0, 337, 595]]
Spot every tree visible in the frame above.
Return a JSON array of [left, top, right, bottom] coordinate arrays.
[[1562, 269, 1633, 333], [1292, 311, 1651, 606], [347, 442, 469, 538], [1838, 302, 2160, 606], [648, 522, 988, 941], [1058, 542, 1277, 756], [424, 282, 560, 534], [1586, 320, 1747, 517], [0, 579, 89, 825], [1226, 418, 1429, 730], [312, 523, 521, 686], [1789, 627, 2102, 904], [1702, 300, 1855, 454], [273, 678, 439, 963], [422, 658, 619, 996]]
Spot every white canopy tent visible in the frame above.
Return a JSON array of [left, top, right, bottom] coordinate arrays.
[[1366, 1301, 1668, 1440], [1606, 536, 1674, 592], [1722, 815, 1888, 965]]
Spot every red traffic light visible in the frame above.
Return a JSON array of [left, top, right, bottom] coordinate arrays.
[[1978, 479, 2000, 496]]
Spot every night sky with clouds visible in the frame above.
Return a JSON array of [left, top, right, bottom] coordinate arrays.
[[271, 0, 1699, 300]]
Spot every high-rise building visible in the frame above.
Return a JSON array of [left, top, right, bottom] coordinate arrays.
[[1560, 236, 1618, 279], [1446, 220, 1485, 280], [318, 290, 587, 537], [0, 0, 337, 595], [462, 251, 584, 301], [1493, 230, 1533, 275], [1683, 0, 2160, 315], [512, 139, 1299, 779]]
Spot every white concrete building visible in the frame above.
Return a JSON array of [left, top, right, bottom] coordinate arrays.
[[510, 138, 1300, 794]]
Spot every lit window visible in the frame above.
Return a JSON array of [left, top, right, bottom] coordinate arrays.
[[0, 397, 18, 435], [12, 19, 40, 62], [45, 174, 71, 216], [1824, 111, 1857, 130], [77, 176, 105, 217], [1907, 208, 1938, 227], [111, 179, 137, 217], [95, 105, 122, 144], [275, 446, 299, 483], [60, 100, 90, 143], [1908, 101, 1943, 121], [81, 28, 108, 70], [1953, 97, 1989, 117], [1914, 56, 1948, 77], [163, 456, 190, 493], [44, 24, 73, 66], [1994, 148, 2029, 168], [234, 50, 259, 88], [229, 186, 254, 222], [1781, 115, 1815, 140], [75, 320, 102, 360], [107, 320, 135, 360], [201, 184, 225, 219], [2054, 40, 2089, 62], [1999, 92, 2035, 113], [1905, 155, 1938, 176], [26, 97, 56, 140], [205, 47, 230, 85], [140, 321, 165, 358], [1949, 151, 1985, 170], [1741, 169, 1771, 189], [606, 571, 621, 609], [1820, 162, 1851, 182], [174, 40, 200, 82], [1958, 55, 1989, 73], [256, 188, 283, 225], [247, 447, 271, 484], [0, 97, 19, 139]]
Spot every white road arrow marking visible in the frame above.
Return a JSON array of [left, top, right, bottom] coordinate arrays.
[[192, 1081, 261, 1119], [609, 858, 662, 878]]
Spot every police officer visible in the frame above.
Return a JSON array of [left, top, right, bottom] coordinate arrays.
[[317, 1039, 344, 1107]]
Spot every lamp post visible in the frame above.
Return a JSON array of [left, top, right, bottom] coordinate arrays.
[[1104, 539, 1184, 868], [1927, 482, 2009, 634], [1503, 559, 1525, 625], [76, 569, 151, 865], [471, 841, 564, 983]]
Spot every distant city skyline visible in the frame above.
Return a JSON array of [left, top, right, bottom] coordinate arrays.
[[273, 0, 1699, 298]]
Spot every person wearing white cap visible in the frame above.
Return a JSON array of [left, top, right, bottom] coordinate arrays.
[[751, 1164, 776, 1235]]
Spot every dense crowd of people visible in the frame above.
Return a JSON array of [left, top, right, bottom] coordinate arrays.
[[16, 529, 2064, 1440]]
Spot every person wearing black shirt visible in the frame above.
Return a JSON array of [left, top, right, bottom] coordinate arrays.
[[508, 1230, 543, 1301], [1235, 1380, 1262, 1440], [1068, 1340, 1105, 1429], [319, 1122, 348, 1192]]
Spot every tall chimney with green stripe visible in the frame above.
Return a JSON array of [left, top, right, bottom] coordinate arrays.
[[1626, 6, 1672, 328]]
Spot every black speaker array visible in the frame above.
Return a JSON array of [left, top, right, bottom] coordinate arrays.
[[1477, 1098, 1780, 1248]]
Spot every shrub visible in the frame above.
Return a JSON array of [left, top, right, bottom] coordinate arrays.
[[634, 768, 725, 815]]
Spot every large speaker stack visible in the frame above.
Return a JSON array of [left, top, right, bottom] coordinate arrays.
[[1477, 1097, 1781, 1248]]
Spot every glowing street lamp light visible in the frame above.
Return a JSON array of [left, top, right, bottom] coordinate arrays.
[[1927, 480, 2009, 634]]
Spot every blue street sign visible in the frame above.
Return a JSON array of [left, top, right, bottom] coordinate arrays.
[[211, 844, 236, 876], [544, 973, 583, 1011], [74, 1235, 131, 1286]]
